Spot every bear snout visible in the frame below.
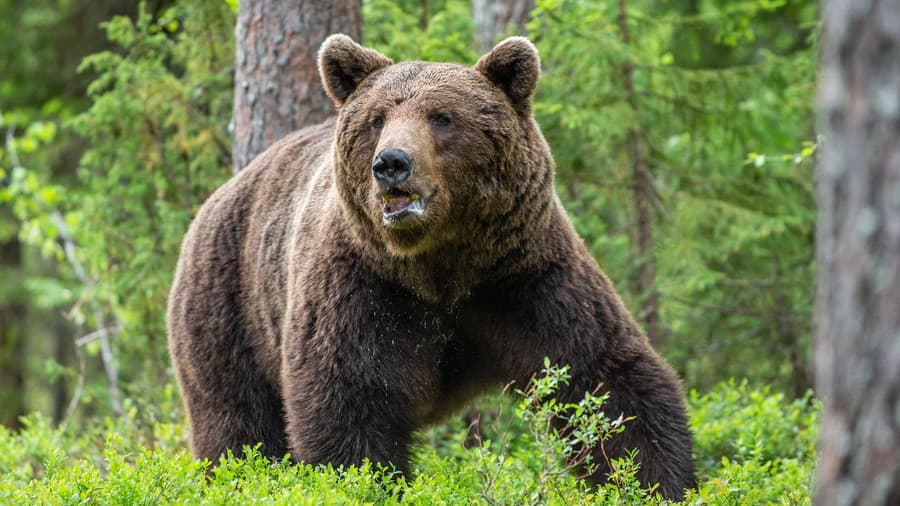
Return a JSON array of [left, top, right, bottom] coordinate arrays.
[[373, 149, 413, 187]]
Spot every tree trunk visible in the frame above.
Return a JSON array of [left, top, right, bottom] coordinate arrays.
[[0, 235, 26, 430], [0, 306, 25, 430], [232, 0, 362, 173], [471, 0, 534, 52], [51, 315, 73, 424], [618, 0, 660, 346], [815, 0, 900, 504]]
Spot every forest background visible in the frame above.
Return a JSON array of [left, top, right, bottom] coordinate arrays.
[[0, 0, 831, 503]]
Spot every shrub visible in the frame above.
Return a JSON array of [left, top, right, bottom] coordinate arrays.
[[0, 377, 819, 505]]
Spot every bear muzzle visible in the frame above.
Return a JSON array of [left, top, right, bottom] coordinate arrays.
[[373, 148, 435, 226]]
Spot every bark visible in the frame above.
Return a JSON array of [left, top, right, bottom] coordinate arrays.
[[815, 0, 900, 504], [471, 0, 534, 52], [232, 0, 362, 173], [618, 0, 660, 345]]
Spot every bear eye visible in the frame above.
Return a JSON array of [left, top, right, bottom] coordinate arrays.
[[370, 114, 385, 130], [429, 113, 452, 128]]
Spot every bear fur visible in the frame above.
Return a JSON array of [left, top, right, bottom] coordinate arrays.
[[167, 35, 695, 499]]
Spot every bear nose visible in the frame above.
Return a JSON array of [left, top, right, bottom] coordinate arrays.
[[372, 149, 413, 187]]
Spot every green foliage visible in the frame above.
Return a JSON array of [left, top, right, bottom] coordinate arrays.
[[527, 0, 817, 393], [462, 360, 649, 505], [511, 359, 634, 498], [693, 378, 817, 470], [62, 1, 233, 416], [363, 0, 478, 62], [2, 0, 235, 425], [0, 0, 130, 424], [0, 110, 73, 426], [687, 381, 818, 504], [0, 378, 818, 504], [0, 126, 68, 265]]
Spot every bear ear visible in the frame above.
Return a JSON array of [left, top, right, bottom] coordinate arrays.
[[474, 36, 540, 110], [318, 34, 393, 107]]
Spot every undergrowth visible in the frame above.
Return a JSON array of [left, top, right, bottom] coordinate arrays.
[[0, 367, 818, 505]]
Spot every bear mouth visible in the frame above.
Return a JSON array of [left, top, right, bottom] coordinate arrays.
[[381, 188, 428, 224]]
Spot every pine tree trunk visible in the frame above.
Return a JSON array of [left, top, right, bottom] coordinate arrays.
[[815, 0, 900, 503], [618, 0, 660, 346], [471, 0, 534, 52], [232, 0, 362, 173]]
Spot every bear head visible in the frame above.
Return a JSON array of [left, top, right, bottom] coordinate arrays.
[[319, 34, 549, 256]]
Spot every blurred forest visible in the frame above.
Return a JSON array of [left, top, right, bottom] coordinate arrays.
[[0, 0, 817, 430]]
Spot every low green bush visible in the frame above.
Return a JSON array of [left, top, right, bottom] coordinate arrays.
[[0, 374, 818, 505]]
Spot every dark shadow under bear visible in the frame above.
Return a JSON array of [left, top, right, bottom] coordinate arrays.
[[167, 34, 695, 499]]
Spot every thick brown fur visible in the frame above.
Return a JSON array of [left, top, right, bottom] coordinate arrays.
[[167, 34, 695, 499]]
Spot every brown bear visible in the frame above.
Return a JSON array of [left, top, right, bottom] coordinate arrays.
[[167, 34, 695, 499]]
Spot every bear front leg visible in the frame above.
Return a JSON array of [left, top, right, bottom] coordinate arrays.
[[281, 351, 416, 474], [280, 258, 443, 475], [461, 257, 696, 500]]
